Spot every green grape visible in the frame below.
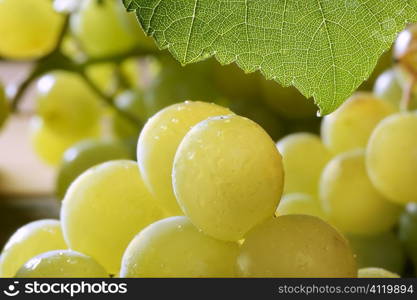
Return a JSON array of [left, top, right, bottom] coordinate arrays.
[[260, 79, 317, 119], [120, 216, 238, 278], [35, 71, 102, 137], [111, 90, 147, 139], [212, 62, 262, 101], [394, 24, 417, 78], [29, 117, 100, 166], [15, 250, 108, 278], [0, 0, 64, 60], [61, 160, 165, 274], [55, 139, 132, 200], [276, 193, 326, 220], [277, 133, 331, 195], [70, 0, 138, 58], [0, 220, 67, 278], [398, 203, 417, 266], [173, 115, 284, 241], [85, 63, 117, 96], [346, 232, 405, 274], [319, 150, 401, 235], [366, 112, 417, 204], [237, 215, 357, 277], [228, 98, 284, 141], [321, 92, 395, 154], [144, 57, 220, 116], [358, 267, 400, 278], [138, 101, 233, 216], [373, 69, 403, 109], [0, 84, 9, 129]]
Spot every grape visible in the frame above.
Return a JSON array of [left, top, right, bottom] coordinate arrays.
[[15, 250, 108, 278], [138, 101, 233, 216], [55, 139, 132, 200], [173, 115, 284, 241], [277, 133, 331, 195], [357, 267, 400, 278], [70, 0, 139, 58], [319, 150, 401, 235], [61, 160, 165, 274], [35, 71, 102, 137], [373, 69, 403, 109], [29, 117, 100, 166], [394, 24, 417, 78], [398, 203, 417, 266], [111, 90, 147, 139], [321, 92, 395, 154], [0, 84, 9, 129], [346, 232, 405, 274], [366, 112, 417, 204], [120, 216, 238, 278], [85, 63, 117, 96], [260, 79, 317, 119], [276, 193, 326, 220], [0, 0, 64, 60], [0, 220, 67, 278], [237, 215, 357, 277]]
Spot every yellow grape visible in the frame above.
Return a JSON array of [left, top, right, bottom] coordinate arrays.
[[138, 101, 233, 216], [120, 216, 238, 278], [61, 160, 165, 274], [29, 117, 100, 166], [0, 0, 64, 60], [321, 92, 395, 154], [237, 215, 357, 277], [85, 63, 117, 96], [366, 112, 417, 204], [319, 150, 401, 235], [0, 220, 67, 278], [173, 115, 284, 241], [358, 267, 400, 278], [277, 133, 331, 195], [15, 250, 108, 278], [276, 193, 326, 220]]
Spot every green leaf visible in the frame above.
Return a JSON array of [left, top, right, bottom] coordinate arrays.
[[124, 0, 417, 114]]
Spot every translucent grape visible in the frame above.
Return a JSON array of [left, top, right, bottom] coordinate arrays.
[[85, 63, 117, 96], [173, 115, 284, 241], [29, 117, 100, 166], [321, 93, 395, 154], [346, 232, 405, 274], [120, 216, 238, 278], [319, 150, 401, 235], [358, 267, 400, 278], [35, 71, 102, 137], [366, 112, 417, 204], [237, 215, 357, 277], [138, 101, 233, 216], [70, 0, 139, 58], [0, 0, 64, 60], [0, 220, 67, 278], [61, 160, 165, 274], [398, 203, 417, 266], [394, 24, 417, 78], [373, 69, 403, 109], [55, 139, 132, 199], [277, 133, 331, 195], [15, 250, 108, 278], [276, 193, 326, 220]]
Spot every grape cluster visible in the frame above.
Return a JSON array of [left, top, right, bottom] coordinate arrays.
[[0, 1, 416, 279]]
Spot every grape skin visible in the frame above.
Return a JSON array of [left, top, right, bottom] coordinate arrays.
[[237, 215, 357, 277], [15, 250, 108, 278], [0, 0, 64, 60], [366, 112, 417, 204], [358, 267, 400, 278], [120, 216, 238, 278], [138, 101, 233, 216], [276, 193, 326, 221], [319, 150, 401, 235], [61, 160, 165, 274], [0, 220, 67, 278], [277, 133, 331, 195], [321, 92, 395, 154], [173, 115, 284, 241]]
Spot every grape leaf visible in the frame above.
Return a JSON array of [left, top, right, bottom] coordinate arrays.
[[124, 0, 417, 114]]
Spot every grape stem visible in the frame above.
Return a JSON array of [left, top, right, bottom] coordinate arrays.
[[7, 14, 159, 126]]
